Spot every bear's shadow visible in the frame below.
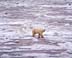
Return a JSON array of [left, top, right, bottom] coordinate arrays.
[[32, 37, 59, 46]]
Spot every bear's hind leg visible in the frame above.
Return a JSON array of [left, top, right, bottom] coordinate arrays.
[[32, 32, 35, 37], [32, 34, 35, 37]]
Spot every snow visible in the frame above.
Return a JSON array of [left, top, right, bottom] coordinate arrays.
[[0, 0, 72, 58], [1, 54, 11, 58], [31, 44, 65, 50]]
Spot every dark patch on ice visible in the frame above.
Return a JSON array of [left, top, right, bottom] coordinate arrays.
[[5, 12, 8, 15]]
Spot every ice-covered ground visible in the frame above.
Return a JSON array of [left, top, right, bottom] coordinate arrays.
[[0, 0, 72, 58]]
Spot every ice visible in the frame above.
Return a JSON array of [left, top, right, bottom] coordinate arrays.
[[0, 0, 72, 58], [63, 42, 72, 50], [22, 53, 49, 57], [31, 44, 65, 50], [1, 54, 11, 58], [32, 38, 39, 42]]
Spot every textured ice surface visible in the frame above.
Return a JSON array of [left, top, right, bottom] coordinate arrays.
[[0, 0, 72, 58]]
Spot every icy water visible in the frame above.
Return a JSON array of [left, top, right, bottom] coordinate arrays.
[[0, 0, 72, 58]]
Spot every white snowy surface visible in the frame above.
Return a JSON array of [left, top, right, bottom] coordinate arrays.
[[0, 0, 72, 58]]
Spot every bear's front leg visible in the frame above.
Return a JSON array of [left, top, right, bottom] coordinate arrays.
[[41, 34, 44, 38], [38, 33, 40, 38]]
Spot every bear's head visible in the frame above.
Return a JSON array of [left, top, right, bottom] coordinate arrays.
[[43, 29, 45, 32]]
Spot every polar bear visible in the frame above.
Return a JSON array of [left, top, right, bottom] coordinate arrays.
[[32, 28, 45, 38]]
